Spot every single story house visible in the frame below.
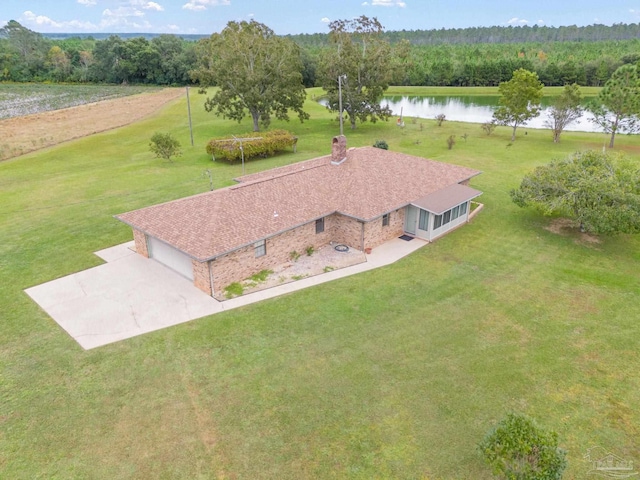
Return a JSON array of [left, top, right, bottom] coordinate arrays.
[[116, 136, 482, 297]]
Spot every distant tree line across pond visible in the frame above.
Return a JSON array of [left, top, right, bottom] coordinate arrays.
[[2, 19, 640, 88]]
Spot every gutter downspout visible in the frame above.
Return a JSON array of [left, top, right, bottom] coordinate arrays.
[[208, 260, 215, 297], [360, 221, 365, 251]]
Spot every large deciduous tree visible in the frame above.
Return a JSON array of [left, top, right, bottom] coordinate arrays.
[[589, 64, 640, 148], [319, 15, 393, 130], [191, 20, 309, 132], [544, 83, 583, 143], [510, 150, 640, 234], [493, 68, 544, 141]]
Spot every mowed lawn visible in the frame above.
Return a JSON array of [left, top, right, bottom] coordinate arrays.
[[1, 86, 639, 479]]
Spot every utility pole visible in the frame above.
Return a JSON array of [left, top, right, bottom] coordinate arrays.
[[186, 86, 194, 147], [338, 74, 346, 136]]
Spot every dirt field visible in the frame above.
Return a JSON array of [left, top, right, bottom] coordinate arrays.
[[0, 88, 184, 161]]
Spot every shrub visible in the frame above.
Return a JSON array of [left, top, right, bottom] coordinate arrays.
[[224, 282, 244, 299], [478, 413, 567, 480], [249, 269, 273, 282], [149, 132, 182, 162], [435, 113, 446, 126], [447, 135, 456, 150], [306, 246, 315, 256], [482, 121, 497, 136], [373, 139, 389, 150], [206, 129, 298, 163], [290, 250, 301, 262]]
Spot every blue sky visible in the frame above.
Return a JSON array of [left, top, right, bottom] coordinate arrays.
[[1, 0, 639, 35]]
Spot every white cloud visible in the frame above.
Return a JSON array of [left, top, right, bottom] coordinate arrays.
[[183, 0, 230, 11], [77, 0, 97, 6], [507, 17, 529, 25], [128, 0, 165, 10], [145, 2, 164, 11], [321, 17, 330, 23], [167, 24, 179, 31], [20, 10, 97, 31], [102, 7, 145, 19], [537, 19, 544, 25], [371, 0, 406, 7], [22, 11, 63, 28], [362, 2, 369, 5]]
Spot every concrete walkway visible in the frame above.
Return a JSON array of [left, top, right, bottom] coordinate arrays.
[[25, 237, 427, 350]]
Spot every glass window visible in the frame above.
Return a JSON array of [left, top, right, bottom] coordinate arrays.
[[451, 205, 460, 220], [434, 214, 443, 229], [443, 210, 451, 225], [460, 202, 468, 215], [382, 213, 390, 227], [418, 210, 429, 230], [254, 239, 266, 258], [316, 217, 324, 234]]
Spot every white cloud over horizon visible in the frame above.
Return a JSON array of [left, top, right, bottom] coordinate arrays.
[[183, 0, 231, 11]]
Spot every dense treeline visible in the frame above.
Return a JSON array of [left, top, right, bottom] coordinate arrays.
[[2, 19, 640, 88], [0, 20, 197, 84], [288, 22, 640, 47]]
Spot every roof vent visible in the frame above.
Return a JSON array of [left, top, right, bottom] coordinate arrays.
[[331, 135, 347, 166]]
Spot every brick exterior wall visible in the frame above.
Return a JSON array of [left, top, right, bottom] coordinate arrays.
[[363, 208, 406, 250], [200, 210, 408, 296], [133, 229, 149, 258], [209, 218, 335, 295], [192, 260, 212, 296], [332, 213, 364, 249]]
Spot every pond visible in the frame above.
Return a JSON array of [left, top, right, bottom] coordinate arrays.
[[318, 95, 602, 132], [381, 95, 602, 132]]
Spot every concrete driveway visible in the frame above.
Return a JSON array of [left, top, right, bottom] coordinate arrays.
[[25, 243, 220, 350], [26, 237, 427, 350]]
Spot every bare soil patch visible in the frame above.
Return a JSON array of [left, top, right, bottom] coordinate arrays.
[[0, 87, 184, 161], [544, 218, 601, 245]]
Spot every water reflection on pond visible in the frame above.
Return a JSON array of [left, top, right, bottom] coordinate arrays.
[[380, 96, 602, 133]]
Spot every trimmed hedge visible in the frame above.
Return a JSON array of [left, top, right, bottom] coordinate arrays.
[[206, 130, 298, 163]]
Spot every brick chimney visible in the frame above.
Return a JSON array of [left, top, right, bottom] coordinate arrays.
[[331, 135, 347, 165]]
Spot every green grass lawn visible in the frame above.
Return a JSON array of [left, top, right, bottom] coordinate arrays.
[[1, 86, 639, 479]]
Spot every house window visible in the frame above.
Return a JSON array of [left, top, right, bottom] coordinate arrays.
[[460, 202, 468, 215], [316, 217, 325, 234], [254, 239, 266, 258], [418, 210, 429, 230], [382, 213, 390, 227], [434, 214, 443, 229], [443, 210, 451, 225], [451, 205, 460, 220]]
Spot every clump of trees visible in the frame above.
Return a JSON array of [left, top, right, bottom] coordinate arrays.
[[206, 130, 298, 163], [149, 132, 182, 162], [589, 64, 640, 148], [544, 83, 583, 143], [510, 150, 640, 234], [493, 68, 544, 141], [192, 20, 309, 132], [319, 16, 393, 130], [478, 413, 567, 480]]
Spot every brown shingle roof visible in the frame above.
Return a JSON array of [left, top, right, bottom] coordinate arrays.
[[116, 146, 481, 261], [412, 183, 482, 214]]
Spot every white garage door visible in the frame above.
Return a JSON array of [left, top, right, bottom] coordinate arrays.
[[148, 237, 194, 280]]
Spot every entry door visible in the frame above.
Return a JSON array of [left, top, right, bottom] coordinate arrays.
[[405, 205, 418, 235]]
